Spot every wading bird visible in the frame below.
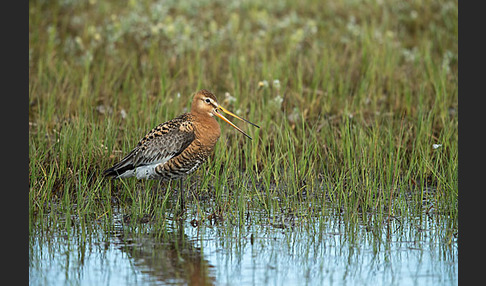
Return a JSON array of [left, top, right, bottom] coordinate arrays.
[[103, 89, 259, 212]]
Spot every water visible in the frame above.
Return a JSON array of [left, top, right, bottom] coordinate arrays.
[[29, 208, 457, 285]]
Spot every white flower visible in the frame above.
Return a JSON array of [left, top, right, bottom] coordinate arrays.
[[120, 109, 127, 119], [224, 92, 237, 104], [432, 144, 442, 149], [269, 95, 283, 110], [410, 10, 418, 20]]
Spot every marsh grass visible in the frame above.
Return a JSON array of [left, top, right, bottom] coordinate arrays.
[[29, 0, 458, 244]]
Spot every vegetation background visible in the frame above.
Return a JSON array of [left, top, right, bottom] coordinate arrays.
[[29, 0, 458, 241]]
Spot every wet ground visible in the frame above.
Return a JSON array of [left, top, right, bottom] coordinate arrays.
[[29, 205, 457, 286]]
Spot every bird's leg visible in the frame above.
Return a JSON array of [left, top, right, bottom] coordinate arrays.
[[179, 177, 185, 213]]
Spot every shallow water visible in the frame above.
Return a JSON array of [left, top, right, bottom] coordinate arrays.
[[29, 206, 457, 286]]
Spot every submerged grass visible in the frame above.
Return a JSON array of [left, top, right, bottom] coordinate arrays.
[[29, 0, 458, 243]]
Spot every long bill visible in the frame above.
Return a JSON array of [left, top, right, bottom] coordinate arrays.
[[214, 106, 260, 140], [218, 106, 260, 128]]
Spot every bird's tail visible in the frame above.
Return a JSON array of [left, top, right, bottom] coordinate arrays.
[[103, 150, 137, 178]]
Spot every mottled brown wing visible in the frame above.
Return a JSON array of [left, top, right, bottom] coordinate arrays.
[[103, 114, 196, 177]]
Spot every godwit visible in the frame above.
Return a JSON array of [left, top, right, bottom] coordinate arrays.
[[103, 89, 259, 210]]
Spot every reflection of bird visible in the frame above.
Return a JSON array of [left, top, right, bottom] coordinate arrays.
[[113, 222, 216, 285], [103, 89, 259, 210]]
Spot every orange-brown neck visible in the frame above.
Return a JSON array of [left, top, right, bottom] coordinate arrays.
[[190, 111, 221, 147]]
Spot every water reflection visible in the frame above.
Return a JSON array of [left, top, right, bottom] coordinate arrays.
[[29, 211, 457, 285], [112, 220, 215, 285], [182, 214, 457, 285]]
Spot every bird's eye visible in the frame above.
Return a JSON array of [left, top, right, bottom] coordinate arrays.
[[205, 98, 211, 104]]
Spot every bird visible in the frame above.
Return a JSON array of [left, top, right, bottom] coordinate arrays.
[[103, 89, 259, 211]]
